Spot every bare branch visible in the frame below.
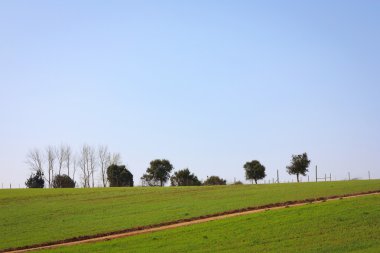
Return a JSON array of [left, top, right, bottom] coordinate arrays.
[[45, 146, 56, 188], [79, 144, 90, 188], [26, 148, 44, 172], [89, 146, 96, 188], [110, 153, 122, 166], [98, 145, 109, 187], [55, 144, 67, 176]]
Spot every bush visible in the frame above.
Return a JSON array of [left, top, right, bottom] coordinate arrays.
[[25, 169, 45, 188], [107, 164, 134, 187], [203, 176, 227, 186], [52, 174, 75, 188], [170, 169, 201, 186]]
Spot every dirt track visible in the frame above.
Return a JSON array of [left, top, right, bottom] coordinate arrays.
[[3, 190, 379, 253]]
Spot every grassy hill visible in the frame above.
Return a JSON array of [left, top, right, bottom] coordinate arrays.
[[1, 180, 379, 250], [43, 194, 380, 253]]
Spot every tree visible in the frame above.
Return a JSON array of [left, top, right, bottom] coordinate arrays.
[[56, 144, 67, 176], [71, 155, 77, 183], [88, 146, 96, 187], [25, 149, 45, 187], [107, 164, 134, 187], [64, 145, 72, 176], [97, 145, 122, 187], [52, 174, 75, 188], [203, 176, 227, 186], [244, 160, 266, 184], [98, 145, 109, 187], [26, 148, 44, 172], [25, 169, 45, 188], [79, 144, 91, 188], [286, 153, 311, 182], [141, 159, 173, 187], [46, 146, 56, 188], [170, 169, 201, 186], [78, 144, 97, 188]]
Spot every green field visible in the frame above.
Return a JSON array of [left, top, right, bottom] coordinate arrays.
[[1, 180, 379, 250], [42, 194, 380, 253]]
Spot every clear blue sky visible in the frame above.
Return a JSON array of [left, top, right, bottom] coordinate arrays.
[[1, 0, 379, 187]]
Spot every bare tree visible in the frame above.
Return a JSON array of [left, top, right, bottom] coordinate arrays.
[[26, 148, 44, 172], [25, 148, 46, 187], [72, 155, 77, 184], [26, 144, 122, 188], [98, 145, 109, 187], [110, 153, 122, 165], [89, 146, 96, 188], [79, 144, 90, 188], [56, 145, 66, 176], [78, 145, 97, 188], [64, 145, 72, 176], [46, 146, 56, 188]]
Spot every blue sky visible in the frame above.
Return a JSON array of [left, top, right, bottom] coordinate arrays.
[[0, 0, 379, 187]]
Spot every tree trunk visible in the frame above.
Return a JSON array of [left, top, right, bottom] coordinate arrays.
[[254, 179, 257, 184], [296, 174, 299, 183], [67, 156, 70, 177], [160, 180, 164, 187]]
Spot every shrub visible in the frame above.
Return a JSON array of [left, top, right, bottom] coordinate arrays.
[[25, 169, 45, 188], [52, 174, 75, 188]]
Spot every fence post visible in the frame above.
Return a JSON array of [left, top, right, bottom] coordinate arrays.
[[315, 165, 318, 182], [277, 170, 279, 183]]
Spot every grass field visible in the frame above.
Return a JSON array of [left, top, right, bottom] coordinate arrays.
[[41, 194, 380, 253], [1, 180, 379, 250]]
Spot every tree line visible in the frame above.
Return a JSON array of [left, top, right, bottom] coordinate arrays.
[[243, 153, 311, 184], [25, 144, 122, 188], [25, 145, 311, 188]]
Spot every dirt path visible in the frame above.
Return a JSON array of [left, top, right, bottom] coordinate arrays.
[[3, 191, 379, 253]]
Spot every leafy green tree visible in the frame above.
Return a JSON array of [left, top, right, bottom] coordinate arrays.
[[170, 168, 201, 186], [244, 160, 266, 184], [52, 174, 76, 188], [141, 159, 173, 187], [203, 176, 227, 186], [286, 153, 311, 182], [107, 164, 134, 187], [25, 169, 45, 188]]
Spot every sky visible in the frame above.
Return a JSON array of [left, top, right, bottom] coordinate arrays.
[[0, 0, 379, 187]]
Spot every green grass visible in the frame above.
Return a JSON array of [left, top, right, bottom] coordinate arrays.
[[42, 194, 380, 253], [1, 180, 379, 250]]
